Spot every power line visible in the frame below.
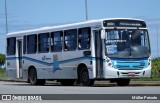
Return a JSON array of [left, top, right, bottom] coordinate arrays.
[[157, 26, 159, 57]]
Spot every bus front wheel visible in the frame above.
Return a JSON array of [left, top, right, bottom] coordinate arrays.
[[116, 79, 130, 86], [29, 67, 46, 85], [80, 67, 94, 86]]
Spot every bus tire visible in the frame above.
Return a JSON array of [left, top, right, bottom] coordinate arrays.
[[116, 79, 130, 86], [80, 66, 94, 86], [60, 79, 75, 86], [29, 67, 46, 85]]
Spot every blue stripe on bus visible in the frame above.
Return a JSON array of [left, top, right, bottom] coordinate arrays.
[[6, 56, 149, 67], [6, 57, 18, 60], [59, 57, 95, 64], [6, 56, 52, 66], [6, 56, 102, 66], [23, 56, 52, 66]]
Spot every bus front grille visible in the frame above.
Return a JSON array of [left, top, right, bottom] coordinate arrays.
[[112, 61, 146, 70]]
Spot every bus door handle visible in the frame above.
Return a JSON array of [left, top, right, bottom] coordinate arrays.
[[83, 51, 91, 56]]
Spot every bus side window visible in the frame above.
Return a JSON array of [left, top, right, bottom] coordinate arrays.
[[78, 27, 91, 50], [64, 29, 77, 51], [27, 34, 37, 54], [38, 33, 50, 53], [51, 31, 63, 52], [7, 37, 16, 55], [23, 36, 26, 54]]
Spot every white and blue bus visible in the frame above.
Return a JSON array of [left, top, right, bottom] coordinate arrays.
[[6, 18, 151, 86]]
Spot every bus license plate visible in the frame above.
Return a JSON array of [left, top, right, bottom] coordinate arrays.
[[128, 72, 135, 76]]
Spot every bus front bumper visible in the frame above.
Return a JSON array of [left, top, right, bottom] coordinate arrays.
[[104, 65, 151, 79]]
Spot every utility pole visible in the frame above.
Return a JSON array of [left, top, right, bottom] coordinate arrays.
[[157, 26, 159, 57], [85, 0, 88, 21], [5, 0, 8, 34]]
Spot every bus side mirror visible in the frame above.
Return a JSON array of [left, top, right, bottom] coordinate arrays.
[[101, 29, 105, 39]]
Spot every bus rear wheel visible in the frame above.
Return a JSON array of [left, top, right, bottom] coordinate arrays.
[[80, 67, 94, 86], [116, 79, 130, 86], [29, 67, 46, 85]]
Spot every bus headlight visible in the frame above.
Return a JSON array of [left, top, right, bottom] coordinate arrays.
[[106, 58, 112, 66], [148, 58, 151, 65], [108, 63, 112, 66], [106, 59, 110, 62]]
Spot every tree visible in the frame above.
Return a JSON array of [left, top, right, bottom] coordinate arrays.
[[0, 54, 5, 68]]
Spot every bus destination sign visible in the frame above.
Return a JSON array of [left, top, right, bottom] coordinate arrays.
[[103, 20, 146, 27]]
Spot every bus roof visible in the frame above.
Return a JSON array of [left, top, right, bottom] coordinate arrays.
[[7, 18, 145, 37]]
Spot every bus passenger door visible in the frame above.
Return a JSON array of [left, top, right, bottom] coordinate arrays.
[[94, 30, 103, 78], [17, 40, 23, 78]]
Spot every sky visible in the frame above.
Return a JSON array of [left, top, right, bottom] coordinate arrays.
[[0, 0, 160, 58]]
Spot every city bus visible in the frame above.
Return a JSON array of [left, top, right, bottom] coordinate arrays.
[[6, 18, 151, 86]]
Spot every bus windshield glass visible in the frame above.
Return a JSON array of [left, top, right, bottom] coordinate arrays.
[[105, 29, 150, 58]]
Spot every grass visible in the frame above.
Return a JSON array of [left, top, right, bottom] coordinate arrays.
[[150, 58, 160, 80], [133, 58, 160, 81], [0, 69, 7, 78]]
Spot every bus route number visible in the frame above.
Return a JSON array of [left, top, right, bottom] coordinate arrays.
[[106, 45, 117, 54]]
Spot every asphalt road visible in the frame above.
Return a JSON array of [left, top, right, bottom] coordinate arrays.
[[0, 81, 160, 103]]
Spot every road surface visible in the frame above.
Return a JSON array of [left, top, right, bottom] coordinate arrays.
[[0, 81, 159, 103]]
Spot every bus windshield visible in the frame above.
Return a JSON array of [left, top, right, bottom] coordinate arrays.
[[105, 29, 150, 58]]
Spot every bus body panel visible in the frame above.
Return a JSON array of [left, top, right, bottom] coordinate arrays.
[[60, 49, 94, 79], [22, 53, 60, 79]]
